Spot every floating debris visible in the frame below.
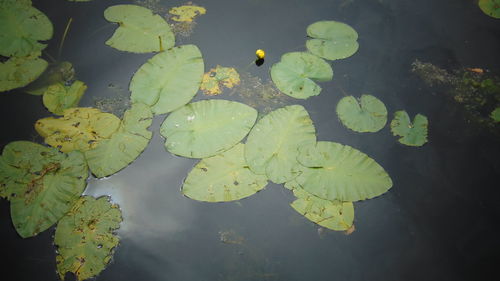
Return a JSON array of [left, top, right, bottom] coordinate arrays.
[[219, 229, 245, 245]]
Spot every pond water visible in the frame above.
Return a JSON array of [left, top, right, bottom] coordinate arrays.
[[1, 0, 500, 280]]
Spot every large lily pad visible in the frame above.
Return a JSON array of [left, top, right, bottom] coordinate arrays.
[[35, 108, 121, 153], [306, 20, 359, 61], [270, 52, 333, 99], [182, 143, 268, 202], [479, 0, 500, 19], [85, 103, 153, 178], [42, 80, 87, 115], [130, 45, 204, 114], [336, 94, 387, 132], [390, 111, 428, 146], [294, 141, 393, 202], [161, 99, 257, 158], [0, 0, 53, 57], [0, 52, 48, 92], [55, 196, 122, 281], [104, 4, 175, 53], [0, 141, 87, 238], [245, 105, 316, 184]]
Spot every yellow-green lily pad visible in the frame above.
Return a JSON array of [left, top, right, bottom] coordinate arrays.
[[0, 52, 48, 92], [42, 80, 87, 115]]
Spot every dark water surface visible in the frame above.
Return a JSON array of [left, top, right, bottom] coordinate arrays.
[[1, 0, 500, 280]]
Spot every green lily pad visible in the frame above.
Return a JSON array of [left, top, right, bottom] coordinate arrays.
[[271, 52, 333, 99], [479, 0, 500, 19], [161, 99, 257, 158], [35, 108, 121, 153], [390, 111, 428, 146], [130, 45, 204, 114], [294, 141, 393, 202], [104, 4, 175, 53], [182, 143, 268, 202], [245, 105, 316, 184], [0, 52, 48, 92], [55, 196, 122, 281], [490, 107, 500, 122], [0, 141, 87, 238], [0, 0, 53, 57], [85, 103, 153, 178], [42, 80, 87, 115], [306, 20, 359, 61], [336, 94, 387, 133], [288, 181, 354, 231]]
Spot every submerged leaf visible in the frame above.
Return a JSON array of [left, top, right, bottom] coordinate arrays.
[[35, 108, 121, 153], [306, 20, 359, 61], [161, 99, 257, 158], [42, 80, 87, 115], [336, 94, 387, 132], [0, 0, 53, 57], [479, 0, 500, 19], [182, 143, 268, 202], [0, 52, 48, 92], [85, 103, 153, 178], [271, 52, 333, 99], [130, 45, 204, 114], [200, 65, 240, 95], [390, 111, 428, 146], [294, 141, 393, 202], [104, 4, 175, 53], [169, 5, 206, 22], [0, 141, 87, 238], [55, 196, 122, 281], [245, 105, 316, 184], [24, 61, 75, 96]]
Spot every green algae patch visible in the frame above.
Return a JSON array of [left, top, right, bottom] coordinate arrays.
[[390, 111, 428, 147], [169, 5, 206, 22]]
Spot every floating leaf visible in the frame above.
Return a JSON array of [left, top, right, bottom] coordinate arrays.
[[104, 4, 175, 53], [85, 103, 153, 178], [336, 94, 387, 133], [0, 52, 48, 92], [0, 0, 53, 57], [169, 5, 206, 22], [42, 80, 87, 115], [479, 0, 500, 19], [55, 196, 122, 281], [161, 99, 257, 158], [294, 141, 393, 202], [35, 108, 121, 153], [0, 141, 87, 238], [491, 107, 500, 122], [182, 143, 267, 202], [306, 20, 359, 61], [390, 111, 428, 146], [270, 52, 333, 99], [200, 65, 240, 96], [130, 45, 204, 114], [288, 181, 354, 231], [245, 105, 316, 184]]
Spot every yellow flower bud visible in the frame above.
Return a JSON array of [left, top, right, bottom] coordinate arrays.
[[256, 49, 265, 59]]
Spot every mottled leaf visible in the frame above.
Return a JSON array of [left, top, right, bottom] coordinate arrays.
[[169, 5, 206, 22], [200, 65, 240, 96]]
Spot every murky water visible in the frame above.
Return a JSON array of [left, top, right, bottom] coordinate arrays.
[[1, 0, 500, 280]]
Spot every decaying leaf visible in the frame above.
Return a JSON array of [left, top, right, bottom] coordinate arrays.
[[200, 65, 240, 95], [42, 80, 87, 115], [55, 196, 122, 281], [168, 5, 206, 22]]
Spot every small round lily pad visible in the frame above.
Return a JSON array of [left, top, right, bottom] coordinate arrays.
[[306, 20, 359, 61], [390, 111, 428, 147], [336, 94, 387, 133]]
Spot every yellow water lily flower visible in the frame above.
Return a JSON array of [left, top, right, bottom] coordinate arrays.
[[256, 49, 265, 59]]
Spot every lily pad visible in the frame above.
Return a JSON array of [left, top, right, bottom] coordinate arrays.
[[490, 107, 500, 122], [24, 61, 75, 96], [161, 99, 257, 158], [0, 141, 87, 238], [200, 65, 240, 95], [479, 0, 500, 19], [85, 103, 153, 178], [104, 4, 175, 53], [245, 105, 316, 184], [288, 182, 354, 231], [294, 141, 393, 202], [336, 94, 387, 132], [169, 5, 206, 22], [306, 20, 359, 61], [42, 80, 87, 115], [270, 52, 333, 99], [35, 108, 121, 153], [0, 0, 53, 57], [130, 45, 204, 114], [55, 196, 122, 281], [390, 111, 428, 146], [182, 143, 268, 202], [0, 52, 48, 92]]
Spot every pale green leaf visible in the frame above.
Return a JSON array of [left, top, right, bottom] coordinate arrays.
[[0, 53, 48, 92], [42, 80, 87, 115], [390, 111, 428, 146], [336, 94, 387, 132], [306, 20, 359, 61]]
